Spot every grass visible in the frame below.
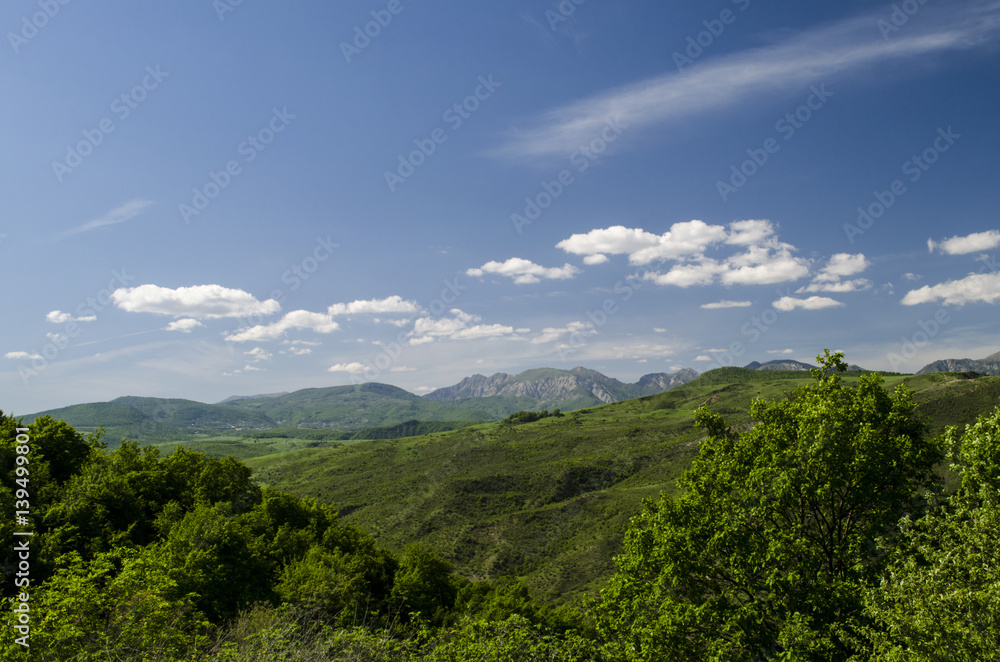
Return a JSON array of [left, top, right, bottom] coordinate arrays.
[[239, 371, 1000, 605]]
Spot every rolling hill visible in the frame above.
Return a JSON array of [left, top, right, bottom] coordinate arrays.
[[245, 368, 1000, 604], [21, 397, 276, 444]]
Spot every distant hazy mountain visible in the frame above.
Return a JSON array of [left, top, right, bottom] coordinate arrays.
[[742, 359, 875, 372], [217, 392, 290, 405], [743, 360, 816, 371], [917, 350, 1000, 376], [424, 366, 699, 410]]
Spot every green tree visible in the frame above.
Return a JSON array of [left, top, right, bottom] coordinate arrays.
[[151, 501, 278, 621], [596, 351, 941, 661], [2, 412, 104, 595], [275, 545, 397, 627], [864, 404, 1000, 661], [2, 548, 206, 660], [390, 545, 459, 624]]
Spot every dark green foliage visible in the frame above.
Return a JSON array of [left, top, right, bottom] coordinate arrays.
[[500, 409, 563, 425], [389, 545, 460, 624], [596, 351, 942, 661]]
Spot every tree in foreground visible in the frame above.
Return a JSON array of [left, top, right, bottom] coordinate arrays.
[[863, 403, 1000, 661], [596, 351, 941, 661]]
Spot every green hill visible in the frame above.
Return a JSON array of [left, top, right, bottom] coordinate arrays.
[[246, 370, 1000, 604], [111, 396, 277, 430], [220, 382, 508, 429], [24, 397, 278, 446]]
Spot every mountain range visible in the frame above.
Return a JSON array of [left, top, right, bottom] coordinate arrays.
[[424, 366, 700, 408], [917, 350, 1000, 376], [23, 351, 996, 445], [21, 366, 701, 443]]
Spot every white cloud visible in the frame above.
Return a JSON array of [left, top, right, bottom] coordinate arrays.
[[224, 310, 340, 342], [452, 324, 517, 340], [814, 253, 870, 282], [409, 309, 516, 345], [495, 4, 1000, 160], [412, 310, 479, 339], [64, 199, 154, 236], [796, 253, 872, 294], [327, 295, 419, 316], [903, 272, 922, 282], [632, 221, 729, 264], [5, 351, 43, 360], [532, 321, 596, 344], [928, 230, 1000, 255], [379, 318, 412, 328], [726, 220, 775, 246], [721, 243, 811, 286], [242, 364, 263, 372], [701, 300, 752, 310], [245, 347, 273, 362], [165, 319, 204, 333], [767, 349, 795, 355], [901, 271, 1000, 306], [112, 284, 281, 319], [46, 310, 97, 323], [564, 221, 810, 287], [694, 355, 715, 362], [583, 254, 609, 265], [772, 296, 844, 311], [328, 362, 367, 374], [797, 278, 873, 294], [467, 257, 581, 284], [556, 226, 660, 260], [557, 221, 728, 265], [280, 339, 320, 354], [644, 260, 724, 287]]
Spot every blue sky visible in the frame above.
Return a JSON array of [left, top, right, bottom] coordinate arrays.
[[3, 0, 1000, 414]]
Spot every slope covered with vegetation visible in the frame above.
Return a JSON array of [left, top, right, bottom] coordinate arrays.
[[3, 353, 999, 660], [246, 367, 998, 603]]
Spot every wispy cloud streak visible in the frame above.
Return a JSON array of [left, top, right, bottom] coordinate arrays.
[[64, 199, 154, 236], [495, 2, 1000, 159]]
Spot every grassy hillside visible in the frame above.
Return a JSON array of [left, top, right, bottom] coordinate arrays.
[[246, 370, 1000, 604], [24, 396, 278, 447], [112, 396, 277, 429], [222, 382, 529, 428], [21, 402, 198, 446]]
